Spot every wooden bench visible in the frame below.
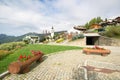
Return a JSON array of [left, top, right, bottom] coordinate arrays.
[[83, 48, 111, 56]]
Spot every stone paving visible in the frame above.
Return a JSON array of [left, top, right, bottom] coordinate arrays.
[[2, 49, 120, 80]]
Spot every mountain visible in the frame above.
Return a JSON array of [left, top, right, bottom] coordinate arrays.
[[0, 31, 67, 44], [0, 32, 43, 44], [0, 34, 16, 44]]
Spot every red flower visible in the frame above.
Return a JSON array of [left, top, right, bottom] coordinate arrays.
[[18, 50, 43, 62], [31, 50, 43, 56], [18, 55, 28, 62], [27, 55, 31, 59], [19, 55, 23, 58], [23, 55, 26, 58], [18, 55, 23, 60], [95, 45, 100, 49], [38, 51, 42, 54]]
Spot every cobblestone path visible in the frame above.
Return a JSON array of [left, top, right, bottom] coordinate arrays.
[[3, 50, 120, 80]]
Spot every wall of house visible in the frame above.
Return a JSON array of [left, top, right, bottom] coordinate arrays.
[[94, 37, 100, 45], [98, 36, 120, 46]]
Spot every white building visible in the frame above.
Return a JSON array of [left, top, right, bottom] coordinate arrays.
[[23, 35, 39, 44], [50, 27, 54, 39]]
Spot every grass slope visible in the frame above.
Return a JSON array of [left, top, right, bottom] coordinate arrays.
[[0, 44, 82, 74]]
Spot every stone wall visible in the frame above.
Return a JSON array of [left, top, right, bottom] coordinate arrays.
[[98, 36, 120, 46], [65, 38, 86, 46]]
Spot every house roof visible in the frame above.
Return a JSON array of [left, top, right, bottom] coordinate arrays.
[[73, 26, 86, 31]]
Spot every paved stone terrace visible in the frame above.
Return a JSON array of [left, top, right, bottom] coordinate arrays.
[[2, 49, 120, 80]]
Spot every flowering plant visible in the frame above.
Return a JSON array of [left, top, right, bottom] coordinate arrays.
[[94, 45, 105, 50], [31, 50, 43, 56], [18, 50, 43, 62], [86, 45, 105, 50], [18, 55, 32, 62]]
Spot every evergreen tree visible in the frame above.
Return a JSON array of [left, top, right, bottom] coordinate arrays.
[[96, 17, 103, 23], [84, 17, 103, 29], [84, 22, 89, 29]]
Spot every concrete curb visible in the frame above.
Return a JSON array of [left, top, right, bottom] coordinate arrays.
[[0, 71, 10, 79]]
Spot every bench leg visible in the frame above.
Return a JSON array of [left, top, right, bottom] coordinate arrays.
[[22, 66, 30, 73], [86, 52, 90, 55], [36, 58, 42, 63], [101, 53, 107, 56]]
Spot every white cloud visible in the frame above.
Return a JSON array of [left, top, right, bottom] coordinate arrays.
[[0, 0, 120, 35]]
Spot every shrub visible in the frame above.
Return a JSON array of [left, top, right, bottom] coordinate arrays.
[[72, 34, 84, 41], [0, 42, 26, 60], [104, 25, 120, 37], [23, 37, 31, 44], [43, 40, 49, 44], [0, 42, 26, 51], [0, 50, 12, 60], [77, 34, 84, 38], [72, 36, 78, 41], [39, 36, 46, 42], [23, 39, 30, 44]]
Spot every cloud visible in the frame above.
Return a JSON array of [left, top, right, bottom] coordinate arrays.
[[0, 0, 120, 36]]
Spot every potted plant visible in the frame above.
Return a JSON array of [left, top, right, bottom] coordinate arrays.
[[8, 50, 43, 74], [83, 46, 110, 56]]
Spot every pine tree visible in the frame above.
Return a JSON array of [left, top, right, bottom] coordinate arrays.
[[84, 17, 103, 29]]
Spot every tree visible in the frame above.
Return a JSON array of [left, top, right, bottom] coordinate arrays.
[[84, 17, 103, 29], [96, 17, 103, 23], [89, 18, 96, 26], [84, 22, 89, 29]]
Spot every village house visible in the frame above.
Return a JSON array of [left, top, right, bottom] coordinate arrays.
[[90, 24, 101, 29], [23, 35, 40, 44]]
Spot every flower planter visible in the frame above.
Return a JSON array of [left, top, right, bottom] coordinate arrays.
[[8, 53, 43, 74], [83, 48, 111, 56]]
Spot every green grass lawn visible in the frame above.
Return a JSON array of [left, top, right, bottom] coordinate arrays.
[[0, 44, 82, 74]]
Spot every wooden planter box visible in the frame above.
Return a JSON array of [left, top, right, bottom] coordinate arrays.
[[8, 53, 43, 74], [83, 48, 111, 56]]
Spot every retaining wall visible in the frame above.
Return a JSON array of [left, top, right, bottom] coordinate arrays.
[[98, 36, 120, 46]]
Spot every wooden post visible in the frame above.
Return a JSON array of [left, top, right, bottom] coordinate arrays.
[[8, 53, 43, 74]]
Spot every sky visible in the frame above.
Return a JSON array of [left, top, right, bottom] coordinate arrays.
[[0, 0, 120, 36]]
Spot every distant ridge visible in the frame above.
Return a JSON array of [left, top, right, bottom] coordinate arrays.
[[0, 31, 67, 44]]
